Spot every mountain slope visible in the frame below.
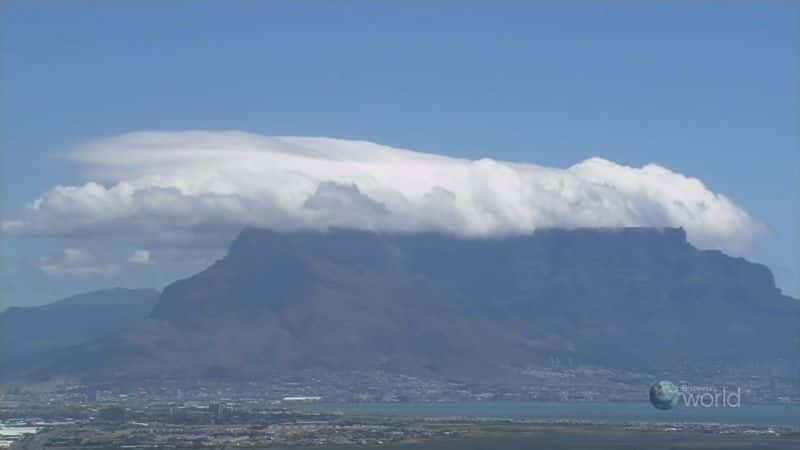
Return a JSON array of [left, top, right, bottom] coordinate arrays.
[[29, 228, 800, 380], [2, 288, 159, 363]]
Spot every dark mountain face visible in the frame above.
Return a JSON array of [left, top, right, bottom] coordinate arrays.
[[26, 228, 800, 380], [2, 288, 159, 363]]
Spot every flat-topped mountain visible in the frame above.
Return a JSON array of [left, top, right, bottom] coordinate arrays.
[[24, 228, 799, 380]]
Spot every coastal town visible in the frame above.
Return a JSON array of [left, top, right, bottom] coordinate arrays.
[[2, 368, 798, 449]]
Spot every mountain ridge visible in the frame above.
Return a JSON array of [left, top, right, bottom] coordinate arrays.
[[1, 288, 159, 364]]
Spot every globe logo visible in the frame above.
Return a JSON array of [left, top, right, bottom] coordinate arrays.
[[649, 380, 680, 410]]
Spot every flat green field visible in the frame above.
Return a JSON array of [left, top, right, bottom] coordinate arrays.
[[275, 422, 800, 450]]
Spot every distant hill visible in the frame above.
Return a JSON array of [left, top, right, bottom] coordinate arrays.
[[21, 228, 800, 381], [1, 288, 159, 363]]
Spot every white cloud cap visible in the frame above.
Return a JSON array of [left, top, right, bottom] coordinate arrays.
[[7, 131, 764, 255]]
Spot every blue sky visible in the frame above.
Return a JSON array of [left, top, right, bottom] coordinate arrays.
[[2, 1, 798, 306]]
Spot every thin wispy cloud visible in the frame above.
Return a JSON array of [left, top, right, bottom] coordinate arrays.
[[4, 131, 764, 255], [128, 249, 153, 265], [40, 248, 118, 277]]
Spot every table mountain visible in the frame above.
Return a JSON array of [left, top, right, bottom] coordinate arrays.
[[23, 228, 800, 381]]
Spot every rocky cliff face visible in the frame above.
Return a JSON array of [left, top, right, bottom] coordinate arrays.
[[25, 228, 799, 380], [145, 228, 796, 374]]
